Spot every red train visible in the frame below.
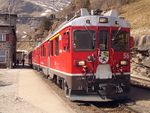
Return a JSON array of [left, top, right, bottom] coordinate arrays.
[[31, 9, 133, 101]]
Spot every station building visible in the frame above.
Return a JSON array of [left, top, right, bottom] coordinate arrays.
[[0, 14, 17, 68]]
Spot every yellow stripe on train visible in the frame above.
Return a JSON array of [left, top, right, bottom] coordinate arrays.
[[50, 34, 60, 41]]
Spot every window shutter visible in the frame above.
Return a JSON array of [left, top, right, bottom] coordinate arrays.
[[6, 34, 9, 41]]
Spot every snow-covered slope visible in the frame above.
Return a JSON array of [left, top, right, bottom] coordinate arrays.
[[0, 0, 71, 16], [25, 0, 71, 12], [0, 0, 71, 47]]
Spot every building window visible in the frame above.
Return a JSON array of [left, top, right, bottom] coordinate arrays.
[[0, 34, 6, 42], [0, 50, 6, 63], [55, 37, 59, 56]]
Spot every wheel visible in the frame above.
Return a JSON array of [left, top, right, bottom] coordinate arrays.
[[64, 82, 71, 96], [64, 85, 69, 96], [46, 75, 49, 79], [53, 75, 57, 84], [59, 78, 65, 89]]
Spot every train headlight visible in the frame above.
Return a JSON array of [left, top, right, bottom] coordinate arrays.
[[76, 60, 86, 66], [120, 61, 128, 66], [99, 17, 108, 23]]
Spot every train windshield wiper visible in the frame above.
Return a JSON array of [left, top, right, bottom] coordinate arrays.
[[84, 25, 96, 49], [112, 27, 121, 41]]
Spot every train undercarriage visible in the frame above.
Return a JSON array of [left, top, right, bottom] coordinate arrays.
[[41, 67, 130, 101], [32, 62, 130, 102], [65, 74, 130, 101]]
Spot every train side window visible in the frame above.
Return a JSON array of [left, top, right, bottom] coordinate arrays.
[[55, 37, 59, 56], [50, 41, 54, 56], [42, 45, 44, 56], [41, 46, 43, 56], [44, 46, 46, 56], [45, 47, 47, 56], [63, 31, 70, 51], [48, 42, 50, 56], [42, 45, 46, 57], [42, 46, 44, 56], [41, 46, 42, 56]]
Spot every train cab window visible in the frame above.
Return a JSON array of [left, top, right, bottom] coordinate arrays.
[[98, 30, 108, 51], [112, 30, 129, 51], [73, 30, 96, 51], [63, 31, 70, 51], [55, 37, 59, 56]]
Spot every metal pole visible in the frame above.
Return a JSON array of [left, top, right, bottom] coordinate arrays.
[[8, 0, 12, 68]]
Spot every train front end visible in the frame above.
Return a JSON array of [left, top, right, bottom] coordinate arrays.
[[65, 9, 132, 101]]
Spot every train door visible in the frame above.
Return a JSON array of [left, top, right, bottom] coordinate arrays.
[[98, 28, 109, 63], [96, 27, 112, 79]]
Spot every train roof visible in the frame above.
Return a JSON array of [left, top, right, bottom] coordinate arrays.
[[33, 8, 131, 50]]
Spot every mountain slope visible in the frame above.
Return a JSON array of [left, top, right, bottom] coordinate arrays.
[[121, 0, 150, 36], [25, 0, 71, 12], [61, 0, 150, 36], [0, 0, 71, 51], [0, 0, 149, 51], [0, 0, 44, 16]]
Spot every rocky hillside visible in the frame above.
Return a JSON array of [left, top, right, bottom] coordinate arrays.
[[0, 0, 149, 51], [0, 0, 71, 51], [121, 0, 150, 36], [0, 0, 70, 16], [61, 0, 150, 37], [25, 0, 71, 12], [0, 0, 44, 16]]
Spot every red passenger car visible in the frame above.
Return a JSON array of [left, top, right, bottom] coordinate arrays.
[[32, 9, 133, 101]]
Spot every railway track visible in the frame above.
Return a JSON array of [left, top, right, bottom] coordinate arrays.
[[75, 100, 138, 113], [131, 76, 150, 89], [132, 60, 150, 69], [38, 72, 139, 113], [131, 60, 150, 89], [90, 100, 138, 113]]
